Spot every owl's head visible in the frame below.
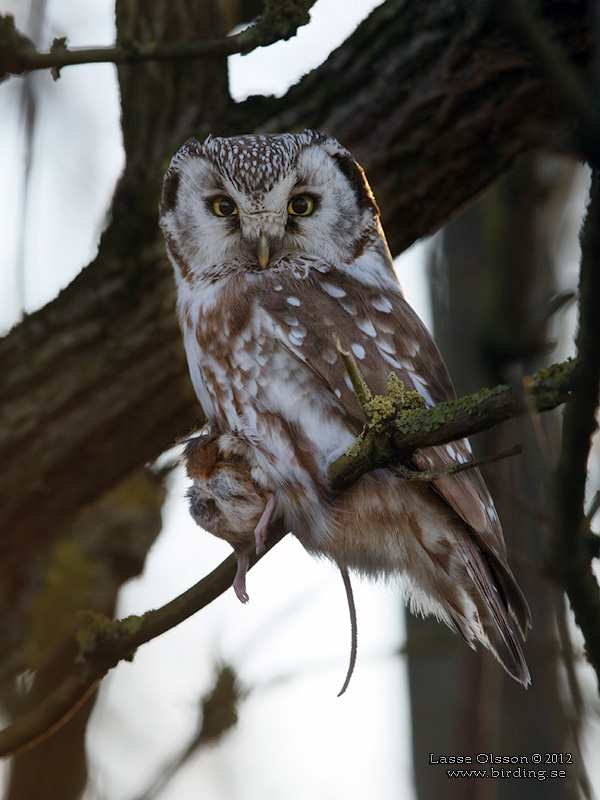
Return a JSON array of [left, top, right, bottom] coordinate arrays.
[[159, 130, 380, 281]]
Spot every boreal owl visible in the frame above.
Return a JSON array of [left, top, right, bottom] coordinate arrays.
[[160, 130, 530, 685]]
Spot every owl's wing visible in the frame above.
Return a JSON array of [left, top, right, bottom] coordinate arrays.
[[261, 265, 530, 635]]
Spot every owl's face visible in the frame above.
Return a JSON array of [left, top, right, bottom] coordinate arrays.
[[160, 131, 379, 281]]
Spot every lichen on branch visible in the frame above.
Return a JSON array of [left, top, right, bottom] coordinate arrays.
[[327, 358, 576, 490]]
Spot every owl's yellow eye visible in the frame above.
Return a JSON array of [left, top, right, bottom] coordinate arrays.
[[211, 196, 238, 217], [288, 194, 315, 216]]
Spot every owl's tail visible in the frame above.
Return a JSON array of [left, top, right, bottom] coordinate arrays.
[[324, 471, 531, 684], [446, 533, 530, 685]]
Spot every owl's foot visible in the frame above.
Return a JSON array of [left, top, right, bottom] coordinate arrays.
[[233, 553, 250, 604], [254, 493, 275, 555]]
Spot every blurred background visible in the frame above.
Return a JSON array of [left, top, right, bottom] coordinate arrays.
[[0, 1, 599, 798]]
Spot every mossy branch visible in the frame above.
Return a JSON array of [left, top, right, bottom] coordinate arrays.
[[0, 525, 287, 759], [0, 0, 316, 82], [328, 358, 576, 490]]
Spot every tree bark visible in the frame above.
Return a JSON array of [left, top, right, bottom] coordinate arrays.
[[0, 0, 590, 639]]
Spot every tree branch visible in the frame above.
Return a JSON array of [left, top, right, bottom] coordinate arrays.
[[328, 358, 576, 489], [0, 525, 286, 759], [0, 357, 575, 758], [251, 0, 589, 254], [495, 0, 600, 166], [0, 1, 317, 82]]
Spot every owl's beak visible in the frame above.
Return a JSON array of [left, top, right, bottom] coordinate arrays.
[[257, 232, 270, 269]]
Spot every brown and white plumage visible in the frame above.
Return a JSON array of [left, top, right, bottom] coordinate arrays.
[[161, 131, 531, 684]]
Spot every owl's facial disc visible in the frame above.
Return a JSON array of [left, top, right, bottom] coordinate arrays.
[[160, 132, 382, 280]]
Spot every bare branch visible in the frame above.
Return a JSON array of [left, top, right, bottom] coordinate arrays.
[[0, 0, 317, 82], [391, 444, 522, 482]]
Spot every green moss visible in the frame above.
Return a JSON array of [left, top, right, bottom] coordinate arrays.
[[364, 394, 395, 425], [345, 435, 364, 458], [76, 610, 115, 656], [28, 539, 98, 668], [530, 358, 577, 410], [362, 373, 426, 431], [118, 613, 145, 637], [390, 384, 509, 435], [76, 610, 143, 659], [531, 357, 576, 387]]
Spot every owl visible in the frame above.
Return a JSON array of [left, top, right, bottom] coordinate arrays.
[[160, 130, 531, 684]]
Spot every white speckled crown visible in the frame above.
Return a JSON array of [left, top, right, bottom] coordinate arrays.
[[171, 130, 338, 193]]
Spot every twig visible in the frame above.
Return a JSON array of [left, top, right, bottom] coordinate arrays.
[[585, 489, 600, 524], [333, 334, 372, 409], [391, 444, 522, 482], [0, 1, 317, 82]]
